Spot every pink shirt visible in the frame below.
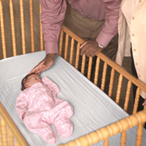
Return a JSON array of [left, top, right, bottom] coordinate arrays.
[[40, 0, 121, 54]]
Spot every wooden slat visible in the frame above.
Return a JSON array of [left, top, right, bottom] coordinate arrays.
[[121, 131, 126, 146], [39, 4, 43, 51], [124, 81, 132, 112], [94, 57, 100, 85], [1, 118, 7, 145], [75, 43, 80, 70], [29, 0, 34, 52], [64, 33, 69, 60], [7, 128, 15, 146], [101, 62, 107, 91], [20, 0, 26, 54], [81, 55, 86, 75], [133, 88, 141, 114], [136, 124, 143, 146], [87, 57, 92, 80], [0, 116, 2, 145], [116, 74, 123, 104], [0, 1, 6, 58], [69, 38, 74, 65], [0, 102, 29, 146], [10, 0, 17, 56], [108, 68, 115, 98], [104, 139, 109, 146]]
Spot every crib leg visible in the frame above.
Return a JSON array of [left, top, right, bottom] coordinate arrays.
[[104, 139, 109, 146], [136, 124, 143, 146]]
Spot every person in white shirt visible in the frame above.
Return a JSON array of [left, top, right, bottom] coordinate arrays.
[[116, 0, 146, 111]]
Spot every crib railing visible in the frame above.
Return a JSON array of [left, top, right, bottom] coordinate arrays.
[[0, 98, 146, 146], [1, 0, 146, 115], [0, 0, 43, 59], [0, 102, 29, 146], [59, 109, 146, 146], [59, 26, 146, 115], [1, 101, 146, 146], [1, 0, 146, 146]]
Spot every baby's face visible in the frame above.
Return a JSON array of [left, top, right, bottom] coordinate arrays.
[[25, 74, 42, 88]]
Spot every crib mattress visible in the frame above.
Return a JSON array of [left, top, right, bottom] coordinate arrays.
[[0, 51, 146, 146]]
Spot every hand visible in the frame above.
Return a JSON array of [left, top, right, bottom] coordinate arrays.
[[29, 53, 56, 75], [80, 40, 103, 57], [142, 98, 146, 106]]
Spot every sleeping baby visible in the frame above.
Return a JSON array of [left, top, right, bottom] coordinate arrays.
[[15, 73, 73, 144]]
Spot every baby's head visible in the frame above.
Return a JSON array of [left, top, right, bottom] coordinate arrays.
[[21, 73, 42, 90]]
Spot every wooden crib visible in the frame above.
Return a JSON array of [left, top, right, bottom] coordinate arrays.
[[0, 0, 146, 146]]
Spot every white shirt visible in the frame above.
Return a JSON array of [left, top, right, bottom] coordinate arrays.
[[121, 0, 139, 41], [116, 0, 146, 98]]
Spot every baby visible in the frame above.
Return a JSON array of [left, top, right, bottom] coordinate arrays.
[[15, 73, 73, 144]]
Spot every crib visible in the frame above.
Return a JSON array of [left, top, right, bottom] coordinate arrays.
[[0, 0, 146, 146]]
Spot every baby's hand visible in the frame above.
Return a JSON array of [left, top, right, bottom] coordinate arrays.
[[22, 112, 26, 120]]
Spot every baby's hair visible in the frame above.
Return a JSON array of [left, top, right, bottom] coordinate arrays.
[[21, 73, 35, 90]]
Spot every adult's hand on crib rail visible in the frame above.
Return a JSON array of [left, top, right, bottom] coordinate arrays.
[[29, 54, 56, 75], [80, 40, 103, 57]]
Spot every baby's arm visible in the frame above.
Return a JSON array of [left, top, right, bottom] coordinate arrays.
[[42, 76, 60, 94], [15, 91, 28, 120]]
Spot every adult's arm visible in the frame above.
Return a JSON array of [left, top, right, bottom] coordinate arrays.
[[40, 0, 67, 54], [96, 0, 121, 47], [29, 0, 67, 74]]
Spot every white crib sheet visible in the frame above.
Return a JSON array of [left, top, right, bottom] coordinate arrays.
[[0, 51, 146, 146]]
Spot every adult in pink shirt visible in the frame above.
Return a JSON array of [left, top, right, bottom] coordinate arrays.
[[30, 0, 121, 76]]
